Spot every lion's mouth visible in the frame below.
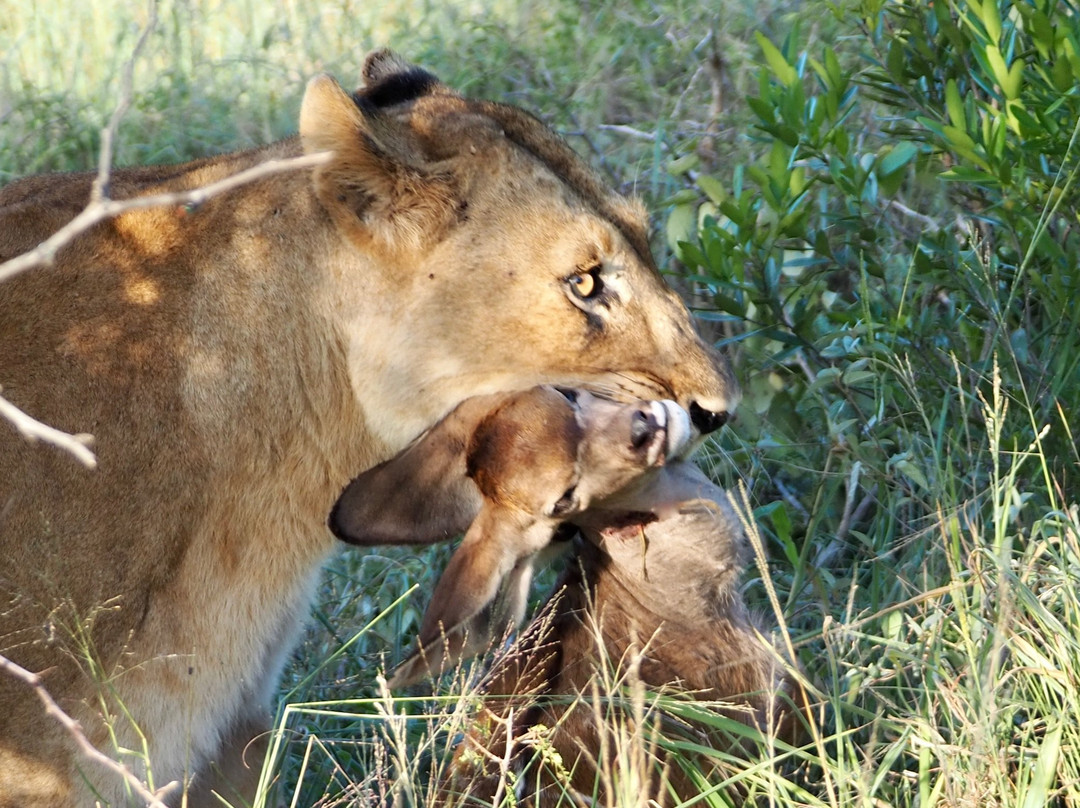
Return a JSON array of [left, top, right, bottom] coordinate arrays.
[[639, 399, 691, 467]]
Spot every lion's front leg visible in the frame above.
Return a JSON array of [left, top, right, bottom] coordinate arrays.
[[185, 708, 271, 808]]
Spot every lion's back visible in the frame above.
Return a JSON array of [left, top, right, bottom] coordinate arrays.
[[0, 172, 95, 259], [0, 153, 243, 260]]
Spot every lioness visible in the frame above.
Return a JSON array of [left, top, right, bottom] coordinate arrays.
[[0, 51, 737, 807]]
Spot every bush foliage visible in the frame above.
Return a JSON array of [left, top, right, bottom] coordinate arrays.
[[669, 0, 1080, 803]]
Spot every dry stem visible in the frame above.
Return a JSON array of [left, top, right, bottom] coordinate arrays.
[[0, 387, 98, 469], [0, 151, 331, 286], [0, 0, 330, 470], [0, 654, 177, 808]]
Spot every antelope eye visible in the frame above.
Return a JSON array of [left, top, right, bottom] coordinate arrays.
[[567, 266, 602, 300], [550, 486, 578, 518], [555, 387, 579, 405]]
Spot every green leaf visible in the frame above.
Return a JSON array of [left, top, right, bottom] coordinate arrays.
[[667, 153, 699, 176], [789, 165, 807, 196], [1022, 723, 1062, 808], [878, 141, 919, 176], [983, 0, 1002, 43], [941, 126, 990, 168], [1003, 59, 1023, 100], [882, 610, 903, 641], [769, 139, 791, 182], [945, 79, 966, 130], [916, 115, 947, 140], [746, 95, 777, 125], [825, 46, 843, 92], [809, 366, 842, 390], [1016, 5, 1054, 58], [814, 229, 833, 258], [776, 124, 801, 148], [1063, 36, 1080, 82], [985, 44, 1010, 94], [712, 292, 746, 317], [664, 188, 700, 205], [756, 32, 797, 87], [696, 174, 727, 205], [940, 166, 999, 184], [665, 202, 697, 254], [893, 457, 929, 491], [677, 241, 705, 269], [718, 199, 745, 226], [886, 39, 906, 82], [764, 500, 792, 545], [842, 369, 876, 387]]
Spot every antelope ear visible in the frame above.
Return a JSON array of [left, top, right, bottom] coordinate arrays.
[[298, 67, 457, 250], [329, 394, 508, 546], [388, 512, 555, 689]]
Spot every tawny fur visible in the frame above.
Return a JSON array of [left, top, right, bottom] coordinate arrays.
[[0, 50, 738, 807], [440, 462, 807, 807], [330, 385, 691, 687], [329, 387, 804, 806]]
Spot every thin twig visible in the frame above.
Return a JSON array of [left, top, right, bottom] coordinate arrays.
[[0, 3, 165, 469], [0, 151, 331, 286], [774, 478, 811, 520], [0, 387, 97, 469], [886, 199, 941, 233], [595, 124, 661, 143], [490, 707, 515, 807], [0, 654, 177, 808], [813, 462, 878, 568], [0, 151, 330, 468], [0, 0, 327, 469], [90, 0, 159, 205]]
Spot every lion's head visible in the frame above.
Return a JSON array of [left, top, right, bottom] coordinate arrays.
[[300, 50, 738, 449]]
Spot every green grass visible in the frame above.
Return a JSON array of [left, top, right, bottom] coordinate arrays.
[[4, 0, 1080, 805]]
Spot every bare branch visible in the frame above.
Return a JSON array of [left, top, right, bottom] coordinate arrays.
[[0, 0, 157, 469], [0, 0, 329, 469], [0, 654, 178, 808], [596, 123, 661, 143], [886, 199, 941, 234], [0, 387, 98, 468], [0, 152, 330, 467], [91, 0, 160, 206], [0, 151, 332, 286]]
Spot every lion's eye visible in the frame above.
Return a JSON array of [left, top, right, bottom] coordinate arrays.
[[567, 266, 603, 301]]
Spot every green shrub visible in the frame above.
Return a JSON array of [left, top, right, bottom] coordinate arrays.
[[670, 0, 1080, 803]]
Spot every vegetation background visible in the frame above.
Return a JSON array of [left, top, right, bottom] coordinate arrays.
[[2, 0, 1078, 805]]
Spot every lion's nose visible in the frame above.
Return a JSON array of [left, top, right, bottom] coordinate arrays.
[[689, 401, 730, 434]]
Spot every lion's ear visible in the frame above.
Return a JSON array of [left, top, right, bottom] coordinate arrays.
[[358, 50, 447, 108], [299, 74, 365, 156], [299, 70, 458, 250], [328, 393, 509, 547], [361, 49, 426, 85]]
